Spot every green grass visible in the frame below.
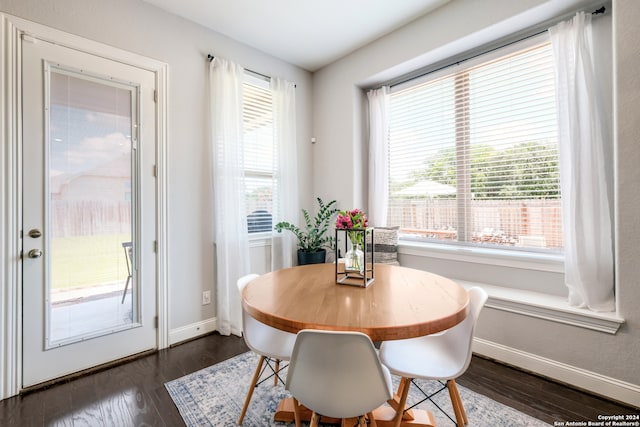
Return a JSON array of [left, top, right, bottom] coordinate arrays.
[[51, 234, 131, 290]]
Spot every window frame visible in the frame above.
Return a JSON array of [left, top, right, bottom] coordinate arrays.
[[387, 33, 563, 263], [368, 13, 623, 332], [242, 72, 276, 237]]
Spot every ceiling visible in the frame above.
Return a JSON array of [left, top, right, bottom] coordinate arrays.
[[141, 0, 448, 71]]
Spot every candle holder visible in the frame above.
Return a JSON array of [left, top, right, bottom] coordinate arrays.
[[335, 228, 375, 287]]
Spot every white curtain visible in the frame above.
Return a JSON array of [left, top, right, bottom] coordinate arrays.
[[367, 86, 390, 226], [270, 77, 299, 270], [549, 12, 615, 312], [209, 57, 250, 335]]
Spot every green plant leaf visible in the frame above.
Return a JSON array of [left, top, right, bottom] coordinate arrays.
[[274, 197, 338, 253]]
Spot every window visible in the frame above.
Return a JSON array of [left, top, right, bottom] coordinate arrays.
[[243, 74, 275, 233], [387, 40, 562, 253]]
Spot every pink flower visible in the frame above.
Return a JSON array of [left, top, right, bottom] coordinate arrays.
[[335, 208, 368, 230], [335, 214, 353, 229], [336, 208, 369, 248]]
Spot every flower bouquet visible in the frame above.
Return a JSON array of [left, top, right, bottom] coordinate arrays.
[[335, 209, 374, 286]]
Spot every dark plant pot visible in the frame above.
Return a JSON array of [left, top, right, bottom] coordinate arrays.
[[297, 249, 326, 265]]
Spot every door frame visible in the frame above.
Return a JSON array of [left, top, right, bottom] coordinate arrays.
[[0, 12, 169, 400]]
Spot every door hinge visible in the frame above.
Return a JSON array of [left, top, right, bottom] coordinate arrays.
[[22, 34, 37, 44], [153, 240, 158, 253], [153, 164, 157, 177], [154, 316, 158, 329], [153, 90, 158, 103]]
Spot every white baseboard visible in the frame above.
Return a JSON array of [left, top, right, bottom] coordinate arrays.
[[473, 337, 640, 408], [169, 318, 218, 346]]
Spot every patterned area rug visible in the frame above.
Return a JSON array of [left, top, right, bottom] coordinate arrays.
[[165, 351, 549, 426]]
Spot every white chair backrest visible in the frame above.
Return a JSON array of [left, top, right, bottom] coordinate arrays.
[[441, 286, 488, 376], [237, 273, 295, 363], [286, 329, 393, 419], [237, 273, 260, 295]]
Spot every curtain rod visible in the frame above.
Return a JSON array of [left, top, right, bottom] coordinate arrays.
[[207, 54, 296, 87], [385, 5, 606, 90], [207, 54, 270, 82]]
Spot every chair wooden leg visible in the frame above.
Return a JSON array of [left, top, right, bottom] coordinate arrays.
[[367, 412, 378, 427], [292, 397, 302, 427], [396, 377, 407, 396], [274, 359, 280, 386], [388, 378, 415, 421], [238, 355, 265, 425], [447, 379, 466, 427], [393, 377, 412, 427], [450, 380, 468, 425], [310, 412, 320, 427]]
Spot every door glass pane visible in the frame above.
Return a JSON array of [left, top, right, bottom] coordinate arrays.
[[47, 68, 139, 348]]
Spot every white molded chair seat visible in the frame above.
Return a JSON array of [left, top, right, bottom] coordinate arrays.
[[379, 334, 466, 380], [379, 287, 488, 427], [242, 309, 295, 361], [286, 329, 393, 427], [237, 274, 297, 425]]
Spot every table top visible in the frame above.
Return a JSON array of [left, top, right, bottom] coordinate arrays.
[[241, 263, 469, 342]]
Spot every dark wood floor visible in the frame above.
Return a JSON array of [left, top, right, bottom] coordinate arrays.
[[0, 332, 636, 426]]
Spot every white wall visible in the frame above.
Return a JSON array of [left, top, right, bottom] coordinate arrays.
[[0, 0, 313, 330], [612, 0, 640, 395], [3, 0, 638, 406], [313, 0, 640, 405]]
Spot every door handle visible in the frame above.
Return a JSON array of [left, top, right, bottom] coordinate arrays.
[[27, 249, 42, 259]]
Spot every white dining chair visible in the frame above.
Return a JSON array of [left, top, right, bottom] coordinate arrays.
[[379, 286, 488, 427], [236, 274, 297, 425], [285, 329, 393, 427]]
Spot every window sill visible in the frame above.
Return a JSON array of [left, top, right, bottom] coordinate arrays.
[[457, 280, 625, 334], [398, 241, 624, 334], [248, 232, 274, 247], [399, 240, 564, 273]]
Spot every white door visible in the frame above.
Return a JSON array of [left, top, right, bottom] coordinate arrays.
[[21, 36, 157, 387]]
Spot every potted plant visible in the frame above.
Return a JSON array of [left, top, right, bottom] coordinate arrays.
[[274, 197, 338, 265]]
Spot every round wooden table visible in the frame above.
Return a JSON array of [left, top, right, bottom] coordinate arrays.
[[242, 263, 469, 342], [241, 263, 470, 427]]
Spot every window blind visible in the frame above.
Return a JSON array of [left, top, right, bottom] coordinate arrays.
[[388, 42, 563, 252], [243, 75, 275, 233]]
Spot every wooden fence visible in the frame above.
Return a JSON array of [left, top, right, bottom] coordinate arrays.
[[51, 200, 131, 238], [51, 198, 564, 249], [388, 198, 563, 248]]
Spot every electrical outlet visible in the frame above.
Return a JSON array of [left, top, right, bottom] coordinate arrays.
[[202, 290, 211, 305]]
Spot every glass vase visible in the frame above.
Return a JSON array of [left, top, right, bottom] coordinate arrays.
[[345, 239, 364, 275]]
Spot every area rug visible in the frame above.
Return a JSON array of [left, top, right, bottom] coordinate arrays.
[[165, 351, 549, 426]]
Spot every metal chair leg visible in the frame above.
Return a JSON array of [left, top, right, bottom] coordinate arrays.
[[121, 275, 131, 304]]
